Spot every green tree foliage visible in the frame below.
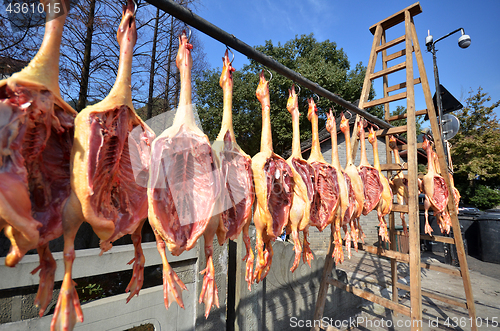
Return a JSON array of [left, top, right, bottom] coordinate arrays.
[[389, 105, 423, 139], [450, 87, 500, 209], [195, 34, 377, 156]]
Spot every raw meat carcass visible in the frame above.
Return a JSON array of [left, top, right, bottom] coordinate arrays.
[[251, 71, 294, 283], [339, 114, 365, 256], [421, 136, 449, 235], [212, 50, 254, 288], [306, 98, 340, 233], [51, 3, 154, 330], [356, 119, 383, 243], [148, 31, 221, 318], [431, 149, 455, 233], [368, 127, 393, 242], [388, 135, 409, 235], [285, 85, 314, 272], [325, 109, 351, 264], [0, 0, 76, 316]]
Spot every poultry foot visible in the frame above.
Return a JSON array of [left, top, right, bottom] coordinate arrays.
[[302, 228, 314, 267], [242, 230, 254, 291], [50, 250, 83, 331], [332, 227, 344, 265], [125, 225, 145, 303], [378, 217, 390, 243], [32, 244, 56, 316], [199, 246, 219, 318], [156, 234, 186, 309], [342, 225, 351, 260], [289, 229, 302, 272]]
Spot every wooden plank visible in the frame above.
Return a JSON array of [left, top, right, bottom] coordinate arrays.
[[380, 163, 408, 171], [376, 35, 405, 53], [392, 204, 409, 213], [355, 243, 410, 262], [409, 17, 477, 330], [396, 283, 468, 309], [386, 78, 422, 93], [327, 277, 411, 316], [421, 262, 462, 277], [369, 2, 422, 34], [387, 109, 427, 121], [398, 142, 423, 151], [311, 231, 336, 331], [420, 234, 455, 244], [375, 124, 407, 136], [404, 11, 422, 331], [385, 47, 414, 62], [370, 62, 406, 80], [364, 92, 407, 108]]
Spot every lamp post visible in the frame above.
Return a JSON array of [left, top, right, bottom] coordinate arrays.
[[425, 28, 471, 167]]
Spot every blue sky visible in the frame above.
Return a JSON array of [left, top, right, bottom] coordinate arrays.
[[194, 0, 500, 124]]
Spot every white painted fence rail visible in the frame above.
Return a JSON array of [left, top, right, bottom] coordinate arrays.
[[0, 243, 198, 331]]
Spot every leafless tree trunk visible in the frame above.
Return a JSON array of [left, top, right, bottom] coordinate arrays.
[[76, 0, 96, 111], [146, 7, 160, 120]]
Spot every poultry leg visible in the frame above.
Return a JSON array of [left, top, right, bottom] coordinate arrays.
[[199, 215, 220, 318], [51, 192, 84, 331], [302, 227, 313, 267], [125, 219, 146, 303], [155, 232, 187, 309], [424, 196, 433, 235], [32, 243, 57, 316], [241, 218, 254, 291]]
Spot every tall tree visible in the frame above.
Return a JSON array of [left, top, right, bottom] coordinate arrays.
[[450, 87, 500, 208], [195, 34, 374, 156]]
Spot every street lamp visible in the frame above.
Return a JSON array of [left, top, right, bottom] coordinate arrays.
[[425, 28, 471, 166]]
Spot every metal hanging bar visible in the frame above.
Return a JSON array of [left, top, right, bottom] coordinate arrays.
[[144, 0, 392, 129]]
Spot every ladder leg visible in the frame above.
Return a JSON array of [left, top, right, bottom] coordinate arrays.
[[409, 17, 478, 331], [404, 10, 422, 331], [311, 231, 336, 331]]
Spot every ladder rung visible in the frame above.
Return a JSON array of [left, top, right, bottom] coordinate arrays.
[[327, 277, 411, 316], [422, 262, 462, 277], [398, 142, 423, 151], [364, 92, 406, 108], [354, 242, 409, 262], [392, 204, 409, 213], [385, 46, 414, 62], [386, 77, 422, 93], [387, 109, 427, 121], [376, 35, 405, 53], [370, 62, 406, 80], [396, 283, 468, 309], [420, 234, 455, 244], [380, 163, 408, 171], [375, 124, 407, 136]]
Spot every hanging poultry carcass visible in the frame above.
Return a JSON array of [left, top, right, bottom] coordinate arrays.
[[252, 71, 294, 283], [356, 119, 383, 240], [388, 135, 409, 235], [431, 148, 454, 233], [339, 114, 365, 257], [325, 110, 354, 264], [0, 0, 76, 316], [306, 98, 340, 234], [368, 127, 393, 242], [285, 85, 314, 272], [212, 50, 254, 289], [421, 135, 449, 235], [51, 3, 155, 330], [148, 31, 221, 318]]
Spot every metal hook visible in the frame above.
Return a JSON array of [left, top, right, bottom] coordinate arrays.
[[314, 94, 320, 103], [184, 26, 192, 42], [226, 46, 235, 65], [265, 69, 273, 82], [131, 0, 138, 16], [295, 84, 301, 95], [344, 110, 352, 120]]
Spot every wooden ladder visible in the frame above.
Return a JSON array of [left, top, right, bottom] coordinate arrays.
[[311, 3, 477, 331]]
